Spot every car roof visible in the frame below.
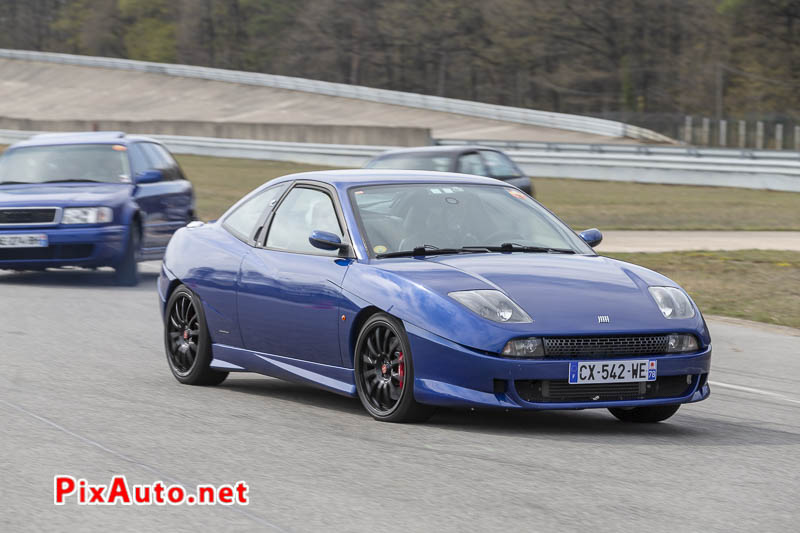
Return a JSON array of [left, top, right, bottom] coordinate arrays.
[[270, 169, 505, 189], [372, 145, 501, 158], [8, 131, 160, 149]]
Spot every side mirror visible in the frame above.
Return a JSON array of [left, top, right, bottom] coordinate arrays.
[[135, 169, 163, 184], [309, 230, 347, 251], [579, 228, 603, 247]]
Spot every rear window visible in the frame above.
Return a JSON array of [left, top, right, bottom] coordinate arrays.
[[0, 144, 131, 184], [368, 154, 452, 172]]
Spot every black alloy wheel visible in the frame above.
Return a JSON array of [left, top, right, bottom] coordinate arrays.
[[354, 313, 434, 423], [167, 292, 199, 375], [164, 284, 228, 386]]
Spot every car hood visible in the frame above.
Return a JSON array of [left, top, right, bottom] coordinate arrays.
[[372, 253, 699, 337], [0, 183, 131, 207]]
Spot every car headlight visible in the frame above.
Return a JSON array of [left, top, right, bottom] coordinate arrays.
[[62, 207, 113, 224], [648, 286, 695, 319], [501, 337, 544, 357], [666, 333, 699, 353], [448, 290, 532, 323]]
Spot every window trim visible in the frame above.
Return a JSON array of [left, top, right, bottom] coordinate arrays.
[[221, 182, 290, 246], [477, 149, 524, 179], [456, 150, 488, 176], [348, 181, 596, 259], [259, 180, 354, 258]]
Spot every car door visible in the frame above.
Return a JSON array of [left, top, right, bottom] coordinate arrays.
[[128, 142, 164, 251], [237, 183, 352, 366], [150, 142, 194, 232], [140, 142, 194, 242], [200, 181, 289, 347]]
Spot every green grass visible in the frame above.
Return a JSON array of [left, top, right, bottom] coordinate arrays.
[[533, 177, 800, 231], [606, 250, 800, 329]]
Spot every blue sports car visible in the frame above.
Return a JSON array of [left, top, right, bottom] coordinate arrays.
[[158, 170, 711, 423], [0, 131, 194, 285]]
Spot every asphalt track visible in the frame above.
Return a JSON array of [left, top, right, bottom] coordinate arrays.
[[1, 263, 799, 532]]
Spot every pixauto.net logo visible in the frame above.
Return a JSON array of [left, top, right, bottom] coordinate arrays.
[[54, 475, 249, 506]]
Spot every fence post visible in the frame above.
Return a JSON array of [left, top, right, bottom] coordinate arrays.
[[756, 121, 764, 149], [775, 124, 783, 150], [684, 116, 693, 144], [701, 117, 710, 145], [795, 126, 800, 151], [719, 120, 727, 147], [739, 120, 747, 148]]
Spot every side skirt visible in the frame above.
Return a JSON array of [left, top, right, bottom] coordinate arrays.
[[210, 344, 357, 397]]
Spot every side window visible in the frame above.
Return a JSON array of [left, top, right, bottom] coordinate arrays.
[[140, 143, 175, 179], [223, 183, 287, 242], [128, 144, 150, 177], [457, 153, 487, 176], [266, 188, 343, 255], [479, 150, 521, 178], [151, 143, 185, 180]]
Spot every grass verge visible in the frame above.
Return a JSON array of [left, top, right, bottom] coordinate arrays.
[[533, 177, 800, 231], [606, 250, 800, 329]]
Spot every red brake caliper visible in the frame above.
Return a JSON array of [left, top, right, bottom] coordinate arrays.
[[397, 352, 405, 388]]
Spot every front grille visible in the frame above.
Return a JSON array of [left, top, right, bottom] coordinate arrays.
[[0, 208, 58, 225], [543, 335, 671, 359], [0, 244, 94, 261], [515, 375, 694, 403]]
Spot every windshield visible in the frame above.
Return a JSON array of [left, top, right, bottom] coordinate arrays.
[[0, 144, 131, 184], [351, 183, 593, 256]]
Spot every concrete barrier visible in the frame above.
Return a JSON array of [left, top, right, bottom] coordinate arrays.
[[0, 116, 431, 147]]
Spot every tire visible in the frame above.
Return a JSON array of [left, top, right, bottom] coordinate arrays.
[[354, 313, 435, 423], [114, 225, 140, 286], [164, 284, 228, 386], [608, 404, 681, 423]]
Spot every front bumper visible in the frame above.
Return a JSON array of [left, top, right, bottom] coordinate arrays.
[[0, 225, 127, 269], [406, 323, 712, 410]]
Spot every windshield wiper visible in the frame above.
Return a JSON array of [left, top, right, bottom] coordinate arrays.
[[462, 243, 576, 254], [0, 181, 31, 185], [41, 179, 104, 183], [376, 244, 490, 259]]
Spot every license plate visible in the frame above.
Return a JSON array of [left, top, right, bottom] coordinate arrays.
[[0, 233, 48, 248], [568, 359, 657, 384]]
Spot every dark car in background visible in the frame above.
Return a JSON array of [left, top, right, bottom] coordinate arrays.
[[365, 145, 534, 195], [0, 131, 194, 285]]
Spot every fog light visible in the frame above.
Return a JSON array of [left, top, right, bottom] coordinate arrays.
[[501, 337, 544, 358], [666, 333, 698, 353]]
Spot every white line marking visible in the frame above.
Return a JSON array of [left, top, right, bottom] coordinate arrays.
[[709, 381, 800, 405], [0, 398, 289, 531]]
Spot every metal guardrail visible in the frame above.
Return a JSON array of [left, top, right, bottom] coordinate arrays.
[[0, 48, 673, 143], [437, 138, 800, 161], [1, 130, 798, 192]]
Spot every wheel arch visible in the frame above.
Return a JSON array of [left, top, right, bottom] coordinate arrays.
[[347, 305, 385, 365]]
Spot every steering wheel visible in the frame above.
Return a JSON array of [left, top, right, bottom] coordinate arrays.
[[483, 230, 527, 246]]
